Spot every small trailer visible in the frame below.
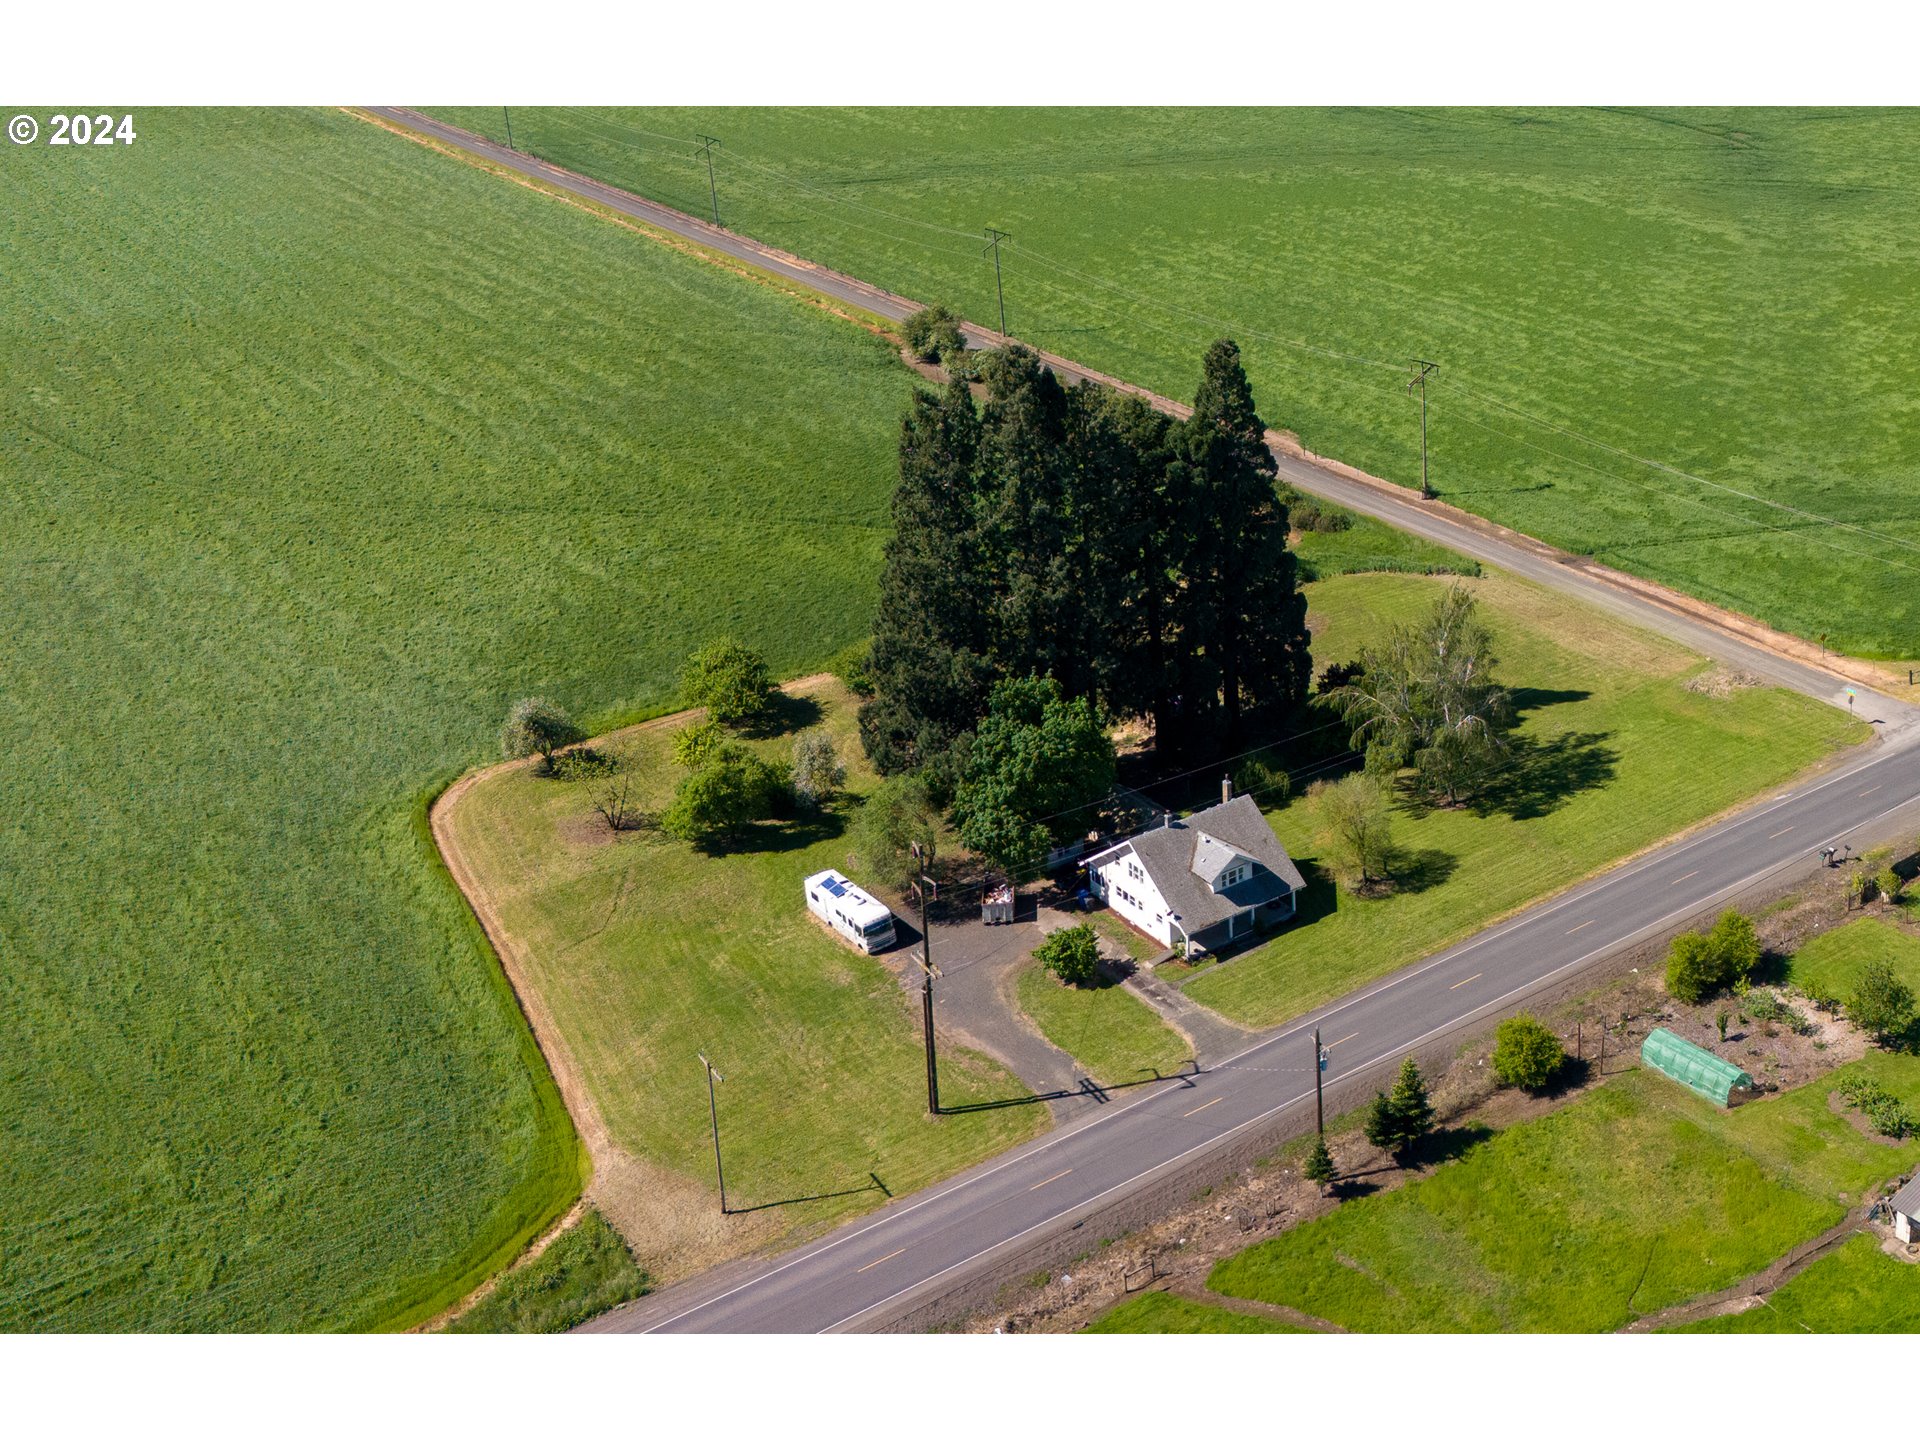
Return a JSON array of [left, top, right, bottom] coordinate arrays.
[[804, 869, 897, 954]]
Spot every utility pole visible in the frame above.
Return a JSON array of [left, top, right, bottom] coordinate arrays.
[[911, 843, 941, 1115], [1314, 1026, 1328, 1135], [698, 1053, 728, 1214], [983, 228, 1012, 336], [1408, 359, 1439, 499], [696, 134, 722, 226], [501, 107, 516, 153]]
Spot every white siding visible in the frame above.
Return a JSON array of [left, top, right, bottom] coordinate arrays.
[[1089, 848, 1173, 947]]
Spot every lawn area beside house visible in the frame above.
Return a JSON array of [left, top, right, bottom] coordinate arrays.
[[1182, 570, 1865, 1030], [441, 677, 1046, 1283], [1205, 1056, 1920, 1333], [1667, 1233, 1920, 1333], [1014, 960, 1193, 1089], [1083, 1291, 1312, 1334], [1788, 916, 1920, 1001]]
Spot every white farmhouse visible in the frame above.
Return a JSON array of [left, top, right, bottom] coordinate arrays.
[[1085, 788, 1305, 959]]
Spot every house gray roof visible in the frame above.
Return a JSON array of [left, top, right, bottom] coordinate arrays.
[[1893, 1171, 1920, 1218], [1091, 794, 1304, 935]]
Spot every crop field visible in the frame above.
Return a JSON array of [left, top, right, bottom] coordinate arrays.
[[1669, 1234, 1920, 1333], [1014, 959, 1193, 1088], [1207, 1055, 1920, 1332], [441, 678, 1046, 1281], [429, 107, 1920, 660], [1182, 571, 1863, 1029], [0, 108, 918, 1329]]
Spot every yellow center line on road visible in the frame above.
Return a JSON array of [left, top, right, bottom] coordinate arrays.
[[1566, 919, 1595, 934], [1182, 1096, 1223, 1119], [855, 1248, 906, 1274], [1769, 826, 1794, 839], [1670, 870, 1700, 885], [1449, 973, 1482, 990], [1860, 785, 1883, 797], [1028, 1168, 1073, 1192], [1327, 1032, 1360, 1048]]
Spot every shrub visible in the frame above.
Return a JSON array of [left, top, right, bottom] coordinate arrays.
[[1036, 924, 1101, 987], [548, 746, 618, 782], [1876, 866, 1904, 903], [1848, 958, 1916, 1047], [1835, 1074, 1915, 1138], [901, 304, 966, 367], [1801, 978, 1842, 1015], [790, 729, 846, 810], [1848, 870, 1880, 908], [1492, 1015, 1565, 1092], [671, 719, 724, 770], [681, 638, 775, 729], [661, 744, 786, 846], [828, 638, 876, 698], [1665, 908, 1759, 1003], [1746, 989, 1815, 1036], [500, 696, 584, 769]]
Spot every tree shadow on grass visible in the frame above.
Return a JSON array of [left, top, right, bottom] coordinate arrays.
[[690, 806, 846, 858], [1408, 1122, 1495, 1169], [737, 689, 824, 740], [1468, 729, 1619, 822]]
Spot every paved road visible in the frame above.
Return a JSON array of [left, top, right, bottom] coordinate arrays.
[[362, 108, 1920, 1331]]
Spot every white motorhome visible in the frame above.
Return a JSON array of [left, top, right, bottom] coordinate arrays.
[[804, 869, 897, 953]]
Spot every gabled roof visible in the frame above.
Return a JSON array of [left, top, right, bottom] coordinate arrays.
[[1893, 1171, 1920, 1218], [1190, 833, 1256, 889], [1089, 795, 1303, 933]]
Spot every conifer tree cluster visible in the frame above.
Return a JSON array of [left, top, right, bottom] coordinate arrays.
[[861, 340, 1312, 779]]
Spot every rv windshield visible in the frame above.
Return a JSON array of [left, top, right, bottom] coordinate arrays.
[[862, 917, 894, 938]]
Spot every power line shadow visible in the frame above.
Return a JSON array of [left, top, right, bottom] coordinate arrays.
[[936, 1058, 1203, 1115], [726, 1172, 892, 1216]]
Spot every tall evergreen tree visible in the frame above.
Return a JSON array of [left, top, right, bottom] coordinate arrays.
[[1170, 339, 1313, 753], [860, 378, 992, 774]]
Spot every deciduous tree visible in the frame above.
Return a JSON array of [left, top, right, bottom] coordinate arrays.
[[500, 696, 584, 770], [851, 774, 940, 889], [682, 638, 775, 729], [1849, 959, 1916, 1047], [1492, 1015, 1565, 1091], [1035, 924, 1101, 987], [1309, 772, 1395, 893], [790, 730, 845, 810], [952, 676, 1115, 880]]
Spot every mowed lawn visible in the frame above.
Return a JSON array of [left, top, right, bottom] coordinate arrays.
[[1668, 1234, 1920, 1333], [1789, 916, 1920, 1000], [1014, 961, 1193, 1089], [428, 107, 1920, 659], [1, 109, 918, 1329], [442, 680, 1045, 1279], [1207, 1055, 1920, 1332], [1183, 571, 1863, 1029]]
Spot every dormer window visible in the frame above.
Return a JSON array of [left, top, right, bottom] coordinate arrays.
[[1219, 863, 1248, 889]]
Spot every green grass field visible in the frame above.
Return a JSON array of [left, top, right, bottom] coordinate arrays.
[[448, 1209, 649, 1334], [1668, 1234, 1920, 1333], [1014, 960, 1192, 1088], [427, 107, 1920, 660], [1182, 571, 1863, 1029], [1, 109, 919, 1329], [1207, 1054, 1920, 1332], [442, 679, 1046, 1279], [1082, 1291, 1311, 1335], [1788, 916, 1920, 1001]]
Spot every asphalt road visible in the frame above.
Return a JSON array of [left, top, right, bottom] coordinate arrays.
[[361, 108, 1920, 1331]]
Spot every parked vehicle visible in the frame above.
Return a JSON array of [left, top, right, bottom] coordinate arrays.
[[804, 869, 897, 953]]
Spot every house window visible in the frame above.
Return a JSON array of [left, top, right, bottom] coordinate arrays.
[[1127, 861, 1143, 883]]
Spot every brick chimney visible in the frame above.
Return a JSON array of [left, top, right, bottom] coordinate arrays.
[[1222, 773, 1233, 806]]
